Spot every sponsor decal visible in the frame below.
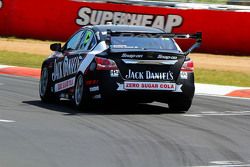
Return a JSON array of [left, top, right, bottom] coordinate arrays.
[[89, 86, 99, 92], [110, 70, 119, 77], [121, 53, 143, 59], [116, 83, 126, 91], [52, 56, 80, 81], [122, 59, 178, 65], [125, 69, 174, 80], [180, 71, 188, 79], [92, 94, 101, 99], [112, 45, 130, 49], [54, 77, 75, 92], [76, 7, 183, 33], [124, 81, 176, 90], [0, 0, 2, 9], [157, 55, 177, 60], [173, 84, 183, 92]]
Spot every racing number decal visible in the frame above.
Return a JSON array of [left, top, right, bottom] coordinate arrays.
[[83, 31, 92, 45]]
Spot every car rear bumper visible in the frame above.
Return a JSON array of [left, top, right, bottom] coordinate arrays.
[[93, 71, 195, 102]]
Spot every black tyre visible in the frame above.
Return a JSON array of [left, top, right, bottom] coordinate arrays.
[[74, 74, 90, 109], [39, 67, 58, 102], [168, 96, 192, 113]]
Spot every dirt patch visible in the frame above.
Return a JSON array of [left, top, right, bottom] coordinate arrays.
[[0, 38, 53, 55], [1, 37, 250, 73], [189, 53, 250, 74]]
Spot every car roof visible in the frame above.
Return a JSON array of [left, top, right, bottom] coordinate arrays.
[[92, 25, 165, 33]]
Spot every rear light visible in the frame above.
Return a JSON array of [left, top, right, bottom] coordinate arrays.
[[95, 57, 118, 70], [181, 60, 194, 72]]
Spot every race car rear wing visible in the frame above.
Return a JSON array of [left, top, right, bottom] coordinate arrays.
[[105, 29, 202, 56]]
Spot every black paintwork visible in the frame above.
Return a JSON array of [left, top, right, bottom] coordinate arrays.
[[40, 25, 198, 105]]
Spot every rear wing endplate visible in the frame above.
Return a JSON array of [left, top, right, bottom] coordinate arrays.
[[106, 29, 202, 55]]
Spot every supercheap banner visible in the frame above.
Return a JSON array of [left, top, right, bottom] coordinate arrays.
[[1, 0, 250, 55]]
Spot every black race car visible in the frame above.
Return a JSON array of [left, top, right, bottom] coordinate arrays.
[[39, 24, 201, 112]]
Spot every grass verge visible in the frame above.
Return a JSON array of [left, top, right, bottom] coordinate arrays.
[[0, 51, 46, 68], [0, 50, 250, 87], [195, 68, 250, 87]]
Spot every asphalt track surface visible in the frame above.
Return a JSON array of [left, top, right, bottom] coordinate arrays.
[[1, 75, 250, 167]]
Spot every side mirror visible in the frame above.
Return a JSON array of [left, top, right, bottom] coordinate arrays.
[[50, 43, 61, 52], [105, 39, 111, 46]]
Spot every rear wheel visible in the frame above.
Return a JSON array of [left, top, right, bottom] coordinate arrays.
[[39, 67, 58, 102], [168, 96, 192, 113], [74, 74, 90, 109]]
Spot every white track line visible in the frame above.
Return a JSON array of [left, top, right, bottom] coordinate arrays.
[[192, 165, 250, 167], [192, 160, 250, 167], [196, 93, 250, 100], [0, 119, 16, 123], [183, 111, 250, 117], [195, 83, 250, 95], [0, 65, 14, 68]]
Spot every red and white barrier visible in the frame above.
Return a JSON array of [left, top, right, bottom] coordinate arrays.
[[1, 64, 250, 98], [0, 0, 250, 55]]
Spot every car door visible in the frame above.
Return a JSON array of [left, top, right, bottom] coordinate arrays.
[[52, 30, 86, 93]]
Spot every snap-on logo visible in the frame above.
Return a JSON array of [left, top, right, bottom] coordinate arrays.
[[76, 7, 183, 33]]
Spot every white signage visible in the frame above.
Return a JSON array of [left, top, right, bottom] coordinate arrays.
[[54, 77, 75, 92], [180, 71, 188, 79], [76, 7, 183, 33], [124, 81, 176, 90], [125, 69, 174, 80], [121, 53, 143, 58], [52, 56, 80, 81]]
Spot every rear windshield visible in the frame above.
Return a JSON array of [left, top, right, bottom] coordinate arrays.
[[111, 36, 177, 50]]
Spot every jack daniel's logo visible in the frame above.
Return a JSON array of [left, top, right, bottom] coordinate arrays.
[[125, 69, 174, 80], [52, 56, 80, 81]]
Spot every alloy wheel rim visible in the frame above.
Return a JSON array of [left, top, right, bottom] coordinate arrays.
[[39, 68, 48, 97], [75, 75, 83, 106]]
